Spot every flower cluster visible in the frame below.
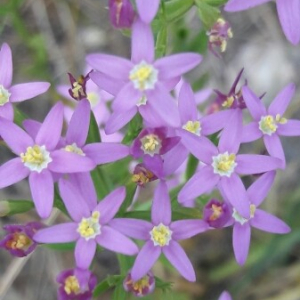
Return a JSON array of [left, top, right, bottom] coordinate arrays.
[[1, 1, 299, 299]]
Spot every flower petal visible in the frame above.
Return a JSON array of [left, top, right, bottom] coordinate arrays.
[[131, 241, 161, 281], [35, 102, 64, 150], [178, 166, 219, 204], [0, 117, 34, 155], [89, 71, 124, 96], [0, 102, 14, 121], [236, 154, 283, 174], [155, 53, 202, 80], [242, 86, 266, 120], [250, 209, 290, 233], [58, 178, 91, 222], [66, 99, 90, 146], [268, 83, 295, 116], [263, 134, 285, 168], [75, 238, 97, 269], [225, 0, 270, 11], [276, 0, 300, 45], [151, 181, 171, 225], [277, 119, 300, 136], [23, 120, 41, 140], [178, 82, 197, 124], [33, 223, 79, 243], [247, 171, 276, 206], [95, 187, 126, 224], [219, 174, 250, 218], [111, 82, 141, 111], [139, 103, 165, 127], [29, 170, 54, 219], [109, 218, 152, 240], [218, 109, 242, 154], [241, 121, 262, 143], [136, 0, 160, 23], [86, 54, 132, 80], [233, 223, 251, 266], [170, 220, 208, 240], [131, 18, 155, 62], [105, 107, 137, 134], [84, 143, 129, 164], [0, 158, 29, 189], [218, 291, 233, 300], [49, 150, 96, 173], [162, 241, 196, 282], [9, 82, 50, 102], [96, 225, 138, 255], [0, 43, 13, 88]]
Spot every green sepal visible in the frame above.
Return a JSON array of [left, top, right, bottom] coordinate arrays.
[[165, 0, 194, 22], [112, 283, 127, 300], [86, 111, 101, 144], [122, 113, 143, 145], [91, 166, 114, 200], [43, 242, 76, 251], [93, 275, 124, 298], [185, 154, 199, 181], [14, 107, 29, 127], [2, 200, 34, 216], [116, 182, 137, 217], [195, 0, 221, 29], [155, 26, 168, 58], [155, 276, 173, 292], [203, 0, 228, 6]]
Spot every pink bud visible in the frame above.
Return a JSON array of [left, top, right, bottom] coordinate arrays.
[[109, 0, 135, 29]]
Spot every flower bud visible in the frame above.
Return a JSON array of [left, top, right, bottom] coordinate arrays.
[[132, 164, 158, 187], [109, 0, 135, 29], [123, 271, 155, 297], [203, 199, 231, 228], [57, 268, 97, 300], [0, 222, 43, 257]]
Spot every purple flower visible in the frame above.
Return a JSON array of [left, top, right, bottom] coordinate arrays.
[[109, 0, 135, 29], [34, 180, 138, 269], [0, 222, 43, 257], [241, 84, 300, 168], [57, 268, 97, 300], [219, 291, 232, 300], [110, 181, 208, 282], [225, 0, 300, 45], [203, 199, 231, 228], [0, 43, 50, 121], [229, 171, 290, 265], [136, 0, 160, 23], [132, 164, 158, 187], [87, 18, 202, 133], [0, 102, 95, 218], [178, 109, 283, 217], [123, 270, 155, 297], [207, 18, 233, 57]]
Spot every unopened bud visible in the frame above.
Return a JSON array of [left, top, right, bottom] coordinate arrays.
[[109, 0, 135, 29]]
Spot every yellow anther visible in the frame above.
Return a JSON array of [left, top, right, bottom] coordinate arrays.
[[71, 82, 84, 99], [209, 204, 223, 221], [77, 211, 101, 240], [64, 276, 80, 295], [217, 18, 226, 26], [183, 121, 201, 136], [64, 143, 85, 156], [217, 154, 236, 172], [6, 233, 31, 250], [87, 92, 99, 107], [21, 145, 45, 165], [220, 40, 227, 52], [222, 96, 235, 108], [0, 85, 10, 106], [259, 115, 279, 135], [150, 224, 172, 247], [127, 276, 150, 295], [227, 28, 233, 38], [132, 171, 154, 186], [250, 204, 256, 218], [275, 114, 287, 124], [141, 134, 162, 156]]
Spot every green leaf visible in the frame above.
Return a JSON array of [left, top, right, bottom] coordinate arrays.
[[93, 275, 123, 297], [86, 111, 101, 144], [165, 0, 194, 22], [122, 210, 151, 221], [155, 26, 168, 58], [185, 154, 199, 181], [122, 113, 143, 145], [14, 107, 29, 127], [203, 0, 228, 6], [4, 200, 34, 216], [112, 284, 127, 300], [196, 0, 221, 28], [172, 207, 203, 220], [155, 276, 173, 292], [117, 182, 137, 216], [44, 242, 76, 251], [91, 166, 114, 199]]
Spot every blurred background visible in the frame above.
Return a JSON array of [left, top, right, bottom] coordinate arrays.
[[1, 0, 300, 299]]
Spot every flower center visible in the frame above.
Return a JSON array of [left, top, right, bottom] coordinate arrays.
[[232, 204, 256, 225], [87, 92, 99, 107], [182, 120, 201, 136], [259, 114, 287, 135], [64, 275, 81, 295], [150, 223, 172, 247], [129, 61, 158, 91], [5, 233, 32, 250], [20, 145, 52, 173], [64, 143, 85, 156], [222, 96, 235, 108], [77, 211, 101, 240], [0, 85, 10, 106], [140, 134, 162, 156], [212, 152, 237, 177], [209, 204, 223, 221], [131, 276, 150, 295]]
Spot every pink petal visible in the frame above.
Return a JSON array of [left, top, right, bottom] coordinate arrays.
[[75, 238, 97, 269], [0, 43, 13, 88], [241, 122, 262, 143], [170, 220, 208, 240], [136, 0, 160, 23], [277, 119, 300, 136], [0, 102, 14, 121], [178, 82, 197, 124], [233, 223, 251, 265], [263, 134, 285, 168], [9, 82, 50, 102], [225, 0, 271, 11]]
